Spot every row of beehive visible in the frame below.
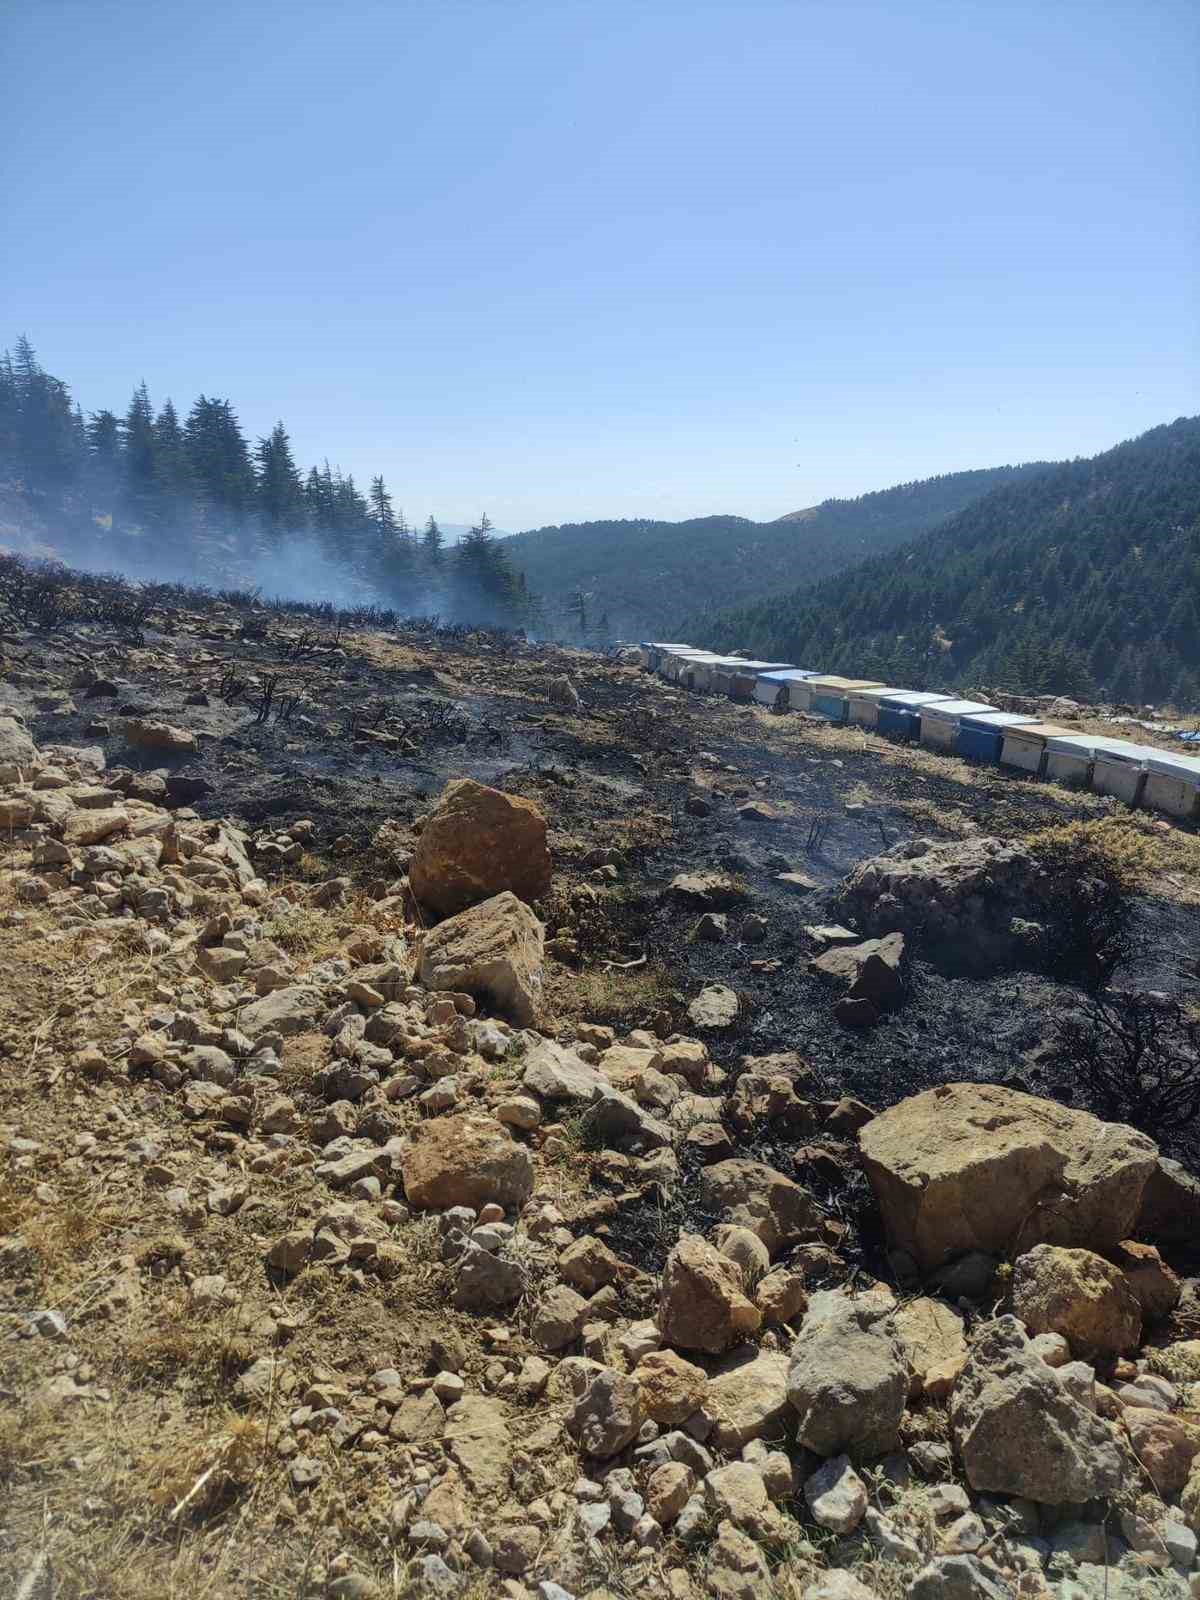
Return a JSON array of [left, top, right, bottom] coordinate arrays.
[[636, 643, 1200, 821]]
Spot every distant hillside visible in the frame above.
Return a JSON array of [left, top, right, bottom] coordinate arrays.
[[687, 417, 1200, 707], [506, 464, 1047, 640]]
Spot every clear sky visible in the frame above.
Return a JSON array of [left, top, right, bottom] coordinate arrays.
[[5, 0, 1197, 529]]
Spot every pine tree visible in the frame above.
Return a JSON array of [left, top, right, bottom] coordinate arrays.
[[87, 410, 122, 506], [568, 589, 589, 638], [256, 422, 305, 535], [369, 474, 397, 538], [123, 382, 156, 483], [185, 396, 256, 512], [422, 515, 444, 565]]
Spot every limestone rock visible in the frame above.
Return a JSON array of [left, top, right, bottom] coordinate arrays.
[[63, 807, 128, 846], [669, 872, 748, 909], [521, 1038, 601, 1101], [645, 1461, 695, 1525], [658, 1235, 762, 1355], [444, 1395, 512, 1496], [451, 1246, 523, 1310], [949, 1316, 1123, 1503], [811, 933, 906, 1013], [755, 1268, 807, 1325], [419, 891, 545, 1026], [409, 779, 551, 917], [1011, 1244, 1142, 1361], [786, 1297, 907, 1461], [705, 1463, 782, 1543], [804, 1455, 868, 1534], [803, 1576, 881, 1600], [893, 1297, 968, 1398], [713, 1223, 770, 1283], [687, 983, 739, 1030], [1110, 1239, 1180, 1323], [238, 985, 325, 1039], [1136, 1156, 1200, 1247], [0, 716, 36, 770], [706, 1347, 791, 1451], [568, 1366, 642, 1459], [123, 718, 198, 754], [1122, 1407, 1198, 1496], [908, 1556, 1010, 1600], [559, 1235, 621, 1294], [401, 1113, 534, 1211], [859, 1082, 1158, 1272], [635, 1348, 708, 1426], [830, 834, 1082, 974], [530, 1284, 588, 1350], [699, 1159, 819, 1256]]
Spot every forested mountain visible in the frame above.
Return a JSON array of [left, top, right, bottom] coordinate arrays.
[[687, 418, 1200, 708], [503, 463, 1048, 641], [0, 338, 532, 626]]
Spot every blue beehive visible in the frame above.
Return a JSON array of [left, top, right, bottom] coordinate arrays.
[[957, 711, 1036, 764], [876, 691, 953, 740]]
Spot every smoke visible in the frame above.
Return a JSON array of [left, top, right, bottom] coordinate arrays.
[[4, 499, 523, 629]]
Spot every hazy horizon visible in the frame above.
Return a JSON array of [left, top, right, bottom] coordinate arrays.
[[7, 0, 1197, 528]]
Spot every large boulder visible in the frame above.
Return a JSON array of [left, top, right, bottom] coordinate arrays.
[[410, 779, 551, 917], [1010, 1244, 1142, 1361], [0, 716, 36, 773], [658, 1235, 762, 1354], [859, 1083, 1158, 1273], [811, 933, 906, 1013], [699, 1159, 820, 1257], [419, 891, 544, 1025], [950, 1316, 1123, 1503], [123, 718, 198, 755], [830, 834, 1064, 973], [1136, 1156, 1200, 1246], [400, 1113, 534, 1211], [786, 1296, 907, 1461]]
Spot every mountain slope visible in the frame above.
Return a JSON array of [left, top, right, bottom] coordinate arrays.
[[687, 417, 1200, 706], [506, 463, 1048, 639]]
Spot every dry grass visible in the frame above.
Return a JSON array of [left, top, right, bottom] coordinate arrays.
[[546, 959, 676, 1030], [893, 796, 979, 836], [1026, 812, 1200, 899]]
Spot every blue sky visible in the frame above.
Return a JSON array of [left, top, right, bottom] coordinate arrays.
[[6, 0, 1197, 529]]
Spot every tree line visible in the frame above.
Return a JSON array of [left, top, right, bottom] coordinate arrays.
[[0, 336, 536, 627]]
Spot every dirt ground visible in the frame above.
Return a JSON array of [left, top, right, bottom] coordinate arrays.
[[2, 602, 1199, 1599]]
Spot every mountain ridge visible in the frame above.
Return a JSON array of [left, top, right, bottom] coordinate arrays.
[[505, 461, 1049, 639], [686, 416, 1200, 706]]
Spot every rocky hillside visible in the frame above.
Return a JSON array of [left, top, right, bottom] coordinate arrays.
[[2, 578, 1200, 1600]]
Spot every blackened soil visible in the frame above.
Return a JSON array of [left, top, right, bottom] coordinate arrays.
[[12, 610, 1200, 1198]]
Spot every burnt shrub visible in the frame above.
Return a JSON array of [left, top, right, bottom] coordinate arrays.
[[0, 554, 75, 631], [1028, 820, 1155, 991], [1055, 990, 1200, 1158]]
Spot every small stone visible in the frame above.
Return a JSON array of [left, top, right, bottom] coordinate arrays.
[[804, 1455, 868, 1534]]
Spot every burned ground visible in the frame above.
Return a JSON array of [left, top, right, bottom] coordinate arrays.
[[4, 595, 1200, 1600]]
